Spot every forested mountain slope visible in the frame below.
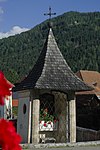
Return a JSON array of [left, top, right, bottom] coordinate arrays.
[[0, 11, 100, 83]]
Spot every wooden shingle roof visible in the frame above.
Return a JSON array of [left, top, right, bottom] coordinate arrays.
[[14, 28, 92, 92]]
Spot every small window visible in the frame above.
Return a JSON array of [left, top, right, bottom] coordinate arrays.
[[23, 104, 27, 114]]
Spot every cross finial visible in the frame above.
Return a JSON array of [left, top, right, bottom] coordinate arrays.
[[44, 7, 56, 20]]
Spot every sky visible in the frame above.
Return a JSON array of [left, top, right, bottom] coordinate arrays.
[[0, 0, 100, 39]]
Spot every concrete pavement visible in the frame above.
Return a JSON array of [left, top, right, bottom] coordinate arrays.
[[22, 141, 100, 150], [23, 145, 100, 150]]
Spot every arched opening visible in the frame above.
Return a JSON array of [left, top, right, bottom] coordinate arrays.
[[39, 93, 55, 122]]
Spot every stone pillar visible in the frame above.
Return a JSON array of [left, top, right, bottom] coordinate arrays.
[[53, 91, 67, 143], [66, 99, 69, 142], [68, 92, 76, 143], [32, 99, 40, 144]]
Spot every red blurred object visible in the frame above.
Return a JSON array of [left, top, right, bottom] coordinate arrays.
[[48, 121, 51, 124], [0, 71, 14, 105], [54, 119, 57, 123], [44, 123, 47, 127], [0, 119, 22, 150], [0, 71, 22, 149]]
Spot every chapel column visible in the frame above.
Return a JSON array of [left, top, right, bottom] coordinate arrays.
[[68, 92, 76, 143], [32, 99, 40, 144]]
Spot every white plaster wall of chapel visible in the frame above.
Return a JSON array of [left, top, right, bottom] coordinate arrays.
[[17, 90, 31, 143]]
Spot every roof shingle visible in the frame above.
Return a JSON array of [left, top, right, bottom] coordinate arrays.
[[14, 28, 92, 92]]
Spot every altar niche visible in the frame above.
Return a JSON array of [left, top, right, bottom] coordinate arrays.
[[38, 91, 75, 143], [39, 93, 56, 131]]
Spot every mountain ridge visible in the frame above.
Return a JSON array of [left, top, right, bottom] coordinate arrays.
[[0, 11, 100, 83]]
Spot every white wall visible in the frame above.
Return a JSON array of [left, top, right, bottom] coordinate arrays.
[[17, 90, 31, 143]]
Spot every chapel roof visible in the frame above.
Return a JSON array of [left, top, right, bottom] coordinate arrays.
[[14, 28, 92, 92]]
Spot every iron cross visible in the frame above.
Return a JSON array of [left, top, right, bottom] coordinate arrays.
[[44, 7, 56, 19]]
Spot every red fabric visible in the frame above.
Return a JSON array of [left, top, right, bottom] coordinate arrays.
[[0, 119, 22, 150], [0, 71, 13, 105]]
